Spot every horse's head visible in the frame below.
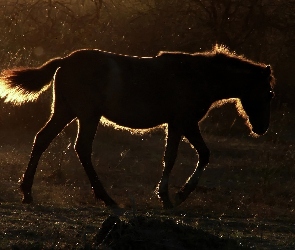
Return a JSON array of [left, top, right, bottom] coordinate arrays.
[[239, 65, 275, 136]]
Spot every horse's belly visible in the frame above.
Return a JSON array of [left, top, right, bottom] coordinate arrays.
[[103, 85, 168, 128], [103, 107, 167, 129]]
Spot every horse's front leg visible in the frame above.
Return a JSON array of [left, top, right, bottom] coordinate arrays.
[[174, 124, 210, 206], [157, 125, 181, 209]]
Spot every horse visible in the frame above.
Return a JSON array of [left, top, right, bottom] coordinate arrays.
[[0, 45, 275, 208]]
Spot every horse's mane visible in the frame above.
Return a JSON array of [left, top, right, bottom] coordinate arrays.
[[158, 45, 242, 58], [157, 45, 275, 88], [157, 45, 263, 69], [200, 45, 275, 88], [197, 44, 264, 69]]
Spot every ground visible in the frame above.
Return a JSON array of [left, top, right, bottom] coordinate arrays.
[[0, 203, 294, 249]]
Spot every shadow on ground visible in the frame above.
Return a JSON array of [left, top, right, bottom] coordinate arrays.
[[95, 215, 247, 250]]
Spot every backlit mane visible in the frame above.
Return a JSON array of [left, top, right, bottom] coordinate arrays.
[[203, 44, 275, 88], [203, 44, 264, 68]]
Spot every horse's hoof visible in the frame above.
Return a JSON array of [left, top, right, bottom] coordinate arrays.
[[21, 185, 33, 204], [155, 189, 173, 209], [22, 195, 33, 204], [105, 200, 119, 209]]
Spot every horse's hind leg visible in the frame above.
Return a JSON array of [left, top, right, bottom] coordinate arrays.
[[157, 125, 181, 208], [20, 108, 75, 204], [174, 124, 210, 206], [75, 117, 117, 208]]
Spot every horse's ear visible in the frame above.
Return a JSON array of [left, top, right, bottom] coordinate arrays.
[[264, 65, 271, 76]]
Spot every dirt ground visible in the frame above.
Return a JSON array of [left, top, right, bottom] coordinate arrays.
[[0, 202, 294, 249]]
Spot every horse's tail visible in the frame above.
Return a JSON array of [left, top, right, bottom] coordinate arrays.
[[0, 57, 63, 104]]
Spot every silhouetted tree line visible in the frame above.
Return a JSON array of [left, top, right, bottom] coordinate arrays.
[[0, 0, 294, 128]]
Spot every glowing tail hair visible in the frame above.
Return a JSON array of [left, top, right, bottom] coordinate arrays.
[[0, 57, 62, 104]]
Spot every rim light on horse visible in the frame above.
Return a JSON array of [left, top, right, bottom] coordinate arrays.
[[0, 45, 275, 208]]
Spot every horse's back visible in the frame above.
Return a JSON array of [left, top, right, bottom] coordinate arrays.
[[53, 50, 167, 127], [55, 49, 208, 128]]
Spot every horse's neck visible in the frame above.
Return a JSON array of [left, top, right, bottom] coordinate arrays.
[[212, 71, 246, 101]]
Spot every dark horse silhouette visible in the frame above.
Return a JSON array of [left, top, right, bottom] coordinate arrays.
[[0, 46, 275, 208]]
